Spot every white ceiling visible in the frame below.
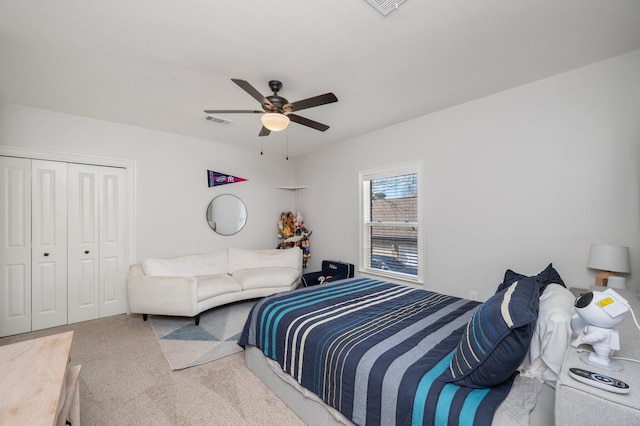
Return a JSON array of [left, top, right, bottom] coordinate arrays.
[[1, 1, 640, 157]]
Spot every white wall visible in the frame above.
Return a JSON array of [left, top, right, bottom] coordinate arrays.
[[0, 104, 296, 262], [295, 50, 640, 299], [2, 50, 638, 298]]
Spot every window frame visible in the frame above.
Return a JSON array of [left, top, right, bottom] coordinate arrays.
[[358, 162, 423, 284]]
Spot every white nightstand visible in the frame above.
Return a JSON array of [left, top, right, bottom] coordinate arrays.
[[555, 288, 640, 425], [568, 287, 590, 298]]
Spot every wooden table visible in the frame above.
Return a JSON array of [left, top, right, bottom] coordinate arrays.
[[0, 331, 81, 425]]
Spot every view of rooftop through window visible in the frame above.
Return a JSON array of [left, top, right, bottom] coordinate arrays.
[[367, 173, 419, 276]]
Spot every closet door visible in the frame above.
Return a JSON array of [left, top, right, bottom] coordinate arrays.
[[68, 165, 127, 321], [99, 166, 127, 317], [68, 164, 100, 324], [0, 156, 32, 337], [31, 160, 68, 331]]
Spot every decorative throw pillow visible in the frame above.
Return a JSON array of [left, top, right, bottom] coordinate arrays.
[[535, 263, 565, 293], [496, 263, 565, 295], [495, 269, 526, 293], [442, 276, 540, 388]]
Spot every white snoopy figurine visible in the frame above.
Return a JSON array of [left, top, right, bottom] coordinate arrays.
[[570, 288, 629, 368]]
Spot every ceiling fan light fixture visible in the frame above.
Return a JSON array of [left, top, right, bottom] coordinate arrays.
[[261, 112, 290, 131]]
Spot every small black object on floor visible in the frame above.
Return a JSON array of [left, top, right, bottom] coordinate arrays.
[[302, 260, 354, 287]]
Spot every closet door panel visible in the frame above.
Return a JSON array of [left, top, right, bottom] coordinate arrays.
[[68, 164, 100, 323], [0, 157, 32, 337], [99, 167, 127, 317], [31, 160, 67, 331]]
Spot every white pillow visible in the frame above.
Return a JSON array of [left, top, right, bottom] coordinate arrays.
[[519, 283, 576, 383]]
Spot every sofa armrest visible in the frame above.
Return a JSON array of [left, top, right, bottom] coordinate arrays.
[[126, 275, 199, 317], [129, 263, 145, 277]]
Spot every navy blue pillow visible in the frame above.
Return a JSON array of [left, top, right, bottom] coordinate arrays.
[[536, 263, 565, 293], [496, 263, 565, 295], [496, 269, 526, 293], [442, 276, 540, 388]]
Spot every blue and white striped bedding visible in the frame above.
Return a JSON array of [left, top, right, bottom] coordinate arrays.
[[238, 278, 516, 426]]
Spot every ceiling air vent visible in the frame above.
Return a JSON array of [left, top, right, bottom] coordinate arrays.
[[365, 0, 407, 16], [204, 115, 233, 125]]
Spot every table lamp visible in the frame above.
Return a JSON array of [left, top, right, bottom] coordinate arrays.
[[587, 243, 630, 287]]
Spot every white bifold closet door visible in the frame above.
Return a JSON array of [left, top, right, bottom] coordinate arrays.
[[1, 157, 127, 337], [97, 166, 127, 317], [0, 156, 32, 336], [67, 164, 100, 323], [2, 158, 71, 333], [31, 159, 68, 331], [68, 164, 127, 323]]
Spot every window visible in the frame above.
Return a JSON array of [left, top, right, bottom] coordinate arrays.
[[359, 163, 422, 283]]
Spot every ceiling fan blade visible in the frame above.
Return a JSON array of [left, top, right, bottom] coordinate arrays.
[[232, 78, 273, 109], [203, 109, 263, 114], [287, 93, 338, 112], [288, 114, 330, 132], [259, 126, 271, 137]]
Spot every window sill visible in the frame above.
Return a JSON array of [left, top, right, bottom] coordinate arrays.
[[359, 268, 423, 285]]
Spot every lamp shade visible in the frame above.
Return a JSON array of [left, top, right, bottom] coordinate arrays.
[[587, 244, 630, 273], [260, 112, 290, 131]]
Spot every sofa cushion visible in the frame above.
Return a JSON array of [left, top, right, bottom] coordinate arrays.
[[228, 248, 301, 273], [232, 268, 300, 290], [197, 274, 242, 301], [142, 250, 228, 277]]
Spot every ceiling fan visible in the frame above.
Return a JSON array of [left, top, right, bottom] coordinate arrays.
[[204, 79, 338, 137]]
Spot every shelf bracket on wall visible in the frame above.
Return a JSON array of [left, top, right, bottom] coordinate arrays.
[[277, 186, 307, 214]]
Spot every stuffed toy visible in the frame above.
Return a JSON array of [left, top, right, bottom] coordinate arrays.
[[278, 211, 296, 239], [278, 211, 312, 255], [284, 212, 295, 237], [301, 236, 311, 268], [294, 212, 304, 235], [295, 211, 310, 236]]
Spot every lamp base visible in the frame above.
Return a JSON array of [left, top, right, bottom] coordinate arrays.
[[595, 271, 616, 287]]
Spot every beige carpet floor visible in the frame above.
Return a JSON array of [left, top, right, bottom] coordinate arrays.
[[0, 313, 304, 426]]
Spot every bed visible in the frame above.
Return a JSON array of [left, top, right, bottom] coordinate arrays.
[[238, 265, 575, 426]]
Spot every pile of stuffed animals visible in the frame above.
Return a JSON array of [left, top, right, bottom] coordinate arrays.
[[277, 211, 312, 267]]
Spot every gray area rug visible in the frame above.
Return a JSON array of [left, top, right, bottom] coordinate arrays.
[[150, 299, 256, 370]]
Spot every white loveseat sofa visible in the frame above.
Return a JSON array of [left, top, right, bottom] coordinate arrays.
[[127, 248, 302, 324]]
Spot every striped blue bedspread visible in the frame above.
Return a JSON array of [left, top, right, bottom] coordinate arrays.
[[238, 278, 515, 426]]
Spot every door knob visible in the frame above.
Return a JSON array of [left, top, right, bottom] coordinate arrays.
[[44, 253, 49, 257], [85, 250, 90, 254]]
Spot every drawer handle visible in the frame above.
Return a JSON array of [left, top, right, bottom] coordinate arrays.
[[44, 252, 49, 257], [85, 250, 90, 254]]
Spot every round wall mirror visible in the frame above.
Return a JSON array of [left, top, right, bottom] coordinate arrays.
[[206, 194, 247, 235]]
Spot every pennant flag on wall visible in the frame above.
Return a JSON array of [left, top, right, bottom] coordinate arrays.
[[207, 170, 248, 187]]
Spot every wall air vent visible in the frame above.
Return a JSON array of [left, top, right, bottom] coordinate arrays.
[[365, 0, 407, 16], [204, 115, 233, 125]]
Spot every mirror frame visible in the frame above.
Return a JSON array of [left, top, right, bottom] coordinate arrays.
[[206, 194, 248, 236]]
